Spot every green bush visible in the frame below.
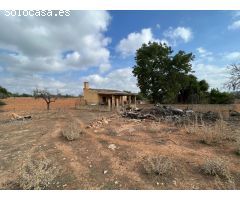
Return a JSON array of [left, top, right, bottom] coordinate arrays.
[[0, 86, 11, 98], [209, 89, 234, 104]]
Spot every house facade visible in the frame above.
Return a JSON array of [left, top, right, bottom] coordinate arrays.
[[82, 82, 137, 109]]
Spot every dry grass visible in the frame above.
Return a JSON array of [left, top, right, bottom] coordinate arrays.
[[147, 124, 160, 134], [201, 158, 232, 181], [1, 97, 77, 112], [62, 122, 82, 141], [17, 156, 60, 190], [236, 139, 240, 155], [106, 128, 118, 136], [143, 155, 174, 176], [198, 119, 228, 145], [185, 116, 234, 145]]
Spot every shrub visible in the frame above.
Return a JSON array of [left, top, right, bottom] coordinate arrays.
[[107, 128, 118, 136], [17, 156, 60, 190], [209, 89, 234, 104], [0, 100, 6, 106], [201, 158, 232, 181], [236, 139, 240, 155], [196, 118, 231, 145], [143, 155, 174, 176], [62, 122, 82, 141], [147, 124, 159, 134]]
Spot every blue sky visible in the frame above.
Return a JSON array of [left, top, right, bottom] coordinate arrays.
[[0, 10, 240, 95]]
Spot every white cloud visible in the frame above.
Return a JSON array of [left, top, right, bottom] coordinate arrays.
[[0, 72, 88, 95], [224, 51, 240, 61], [192, 63, 228, 90], [196, 47, 214, 61], [99, 63, 111, 73], [0, 11, 111, 74], [228, 20, 240, 30], [116, 28, 154, 56], [163, 27, 193, 45], [197, 47, 207, 54], [156, 24, 161, 29], [116, 28, 168, 57], [81, 67, 139, 92]]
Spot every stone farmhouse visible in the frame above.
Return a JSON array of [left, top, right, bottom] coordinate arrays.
[[82, 82, 137, 109]]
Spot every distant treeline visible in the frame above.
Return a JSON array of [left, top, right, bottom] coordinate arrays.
[[137, 89, 239, 104], [1, 84, 239, 106]]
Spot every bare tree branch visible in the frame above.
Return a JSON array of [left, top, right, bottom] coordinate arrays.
[[225, 64, 240, 91], [33, 89, 60, 110]]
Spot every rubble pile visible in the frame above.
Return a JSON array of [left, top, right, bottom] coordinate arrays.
[[229, 110, 240, 117], [86, 115, 116, 129], [121, 105, 221, 124], [11, 113, 32, 121]]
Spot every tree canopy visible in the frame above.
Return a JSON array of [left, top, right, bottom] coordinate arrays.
[[132, 42, 209, 103], [0, 86, 11, 99]]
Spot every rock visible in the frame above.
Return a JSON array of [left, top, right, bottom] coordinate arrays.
[[173, 180, 177, 186], [185, 110, 194, 114], [128, 127, 135, 133], [103, 170, 108, 174], [108, 144, 117, 150], [103, 120, 109, 124], [229, 110, 240, 117], [11, 113, 32, 121]]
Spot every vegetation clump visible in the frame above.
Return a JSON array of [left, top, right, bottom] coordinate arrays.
[[17, 156, 60, 190], [62, 122, 82, 141], [143, 155, 174, 176], [0, 100, 6, 106], [201, 158, 232, 181], [107, 128, 118, 136], [236, 139, 240, 155]]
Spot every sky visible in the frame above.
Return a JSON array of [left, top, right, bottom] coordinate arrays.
[[0, 10, 240, 95]]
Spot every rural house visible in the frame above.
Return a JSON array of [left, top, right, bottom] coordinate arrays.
[[82, 82, 137, 109]]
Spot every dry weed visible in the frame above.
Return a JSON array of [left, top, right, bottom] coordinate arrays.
[[107, 128, 118, 136], [201, 158, 232, 181], [17, 156, 60, 190], [185, 116, 233, 145], [213, 175, 235, 189], [199, 119, 231, 145], [143, 155, 174, 176], [62, 122, 82, 141], [236, 139, 240, 155], [147, 124, 160, 134]]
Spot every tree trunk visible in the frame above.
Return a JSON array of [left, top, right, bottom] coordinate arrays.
[[47, 102, 50, 110]]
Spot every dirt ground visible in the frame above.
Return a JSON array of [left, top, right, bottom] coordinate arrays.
[[0, 98, 240, 189]]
